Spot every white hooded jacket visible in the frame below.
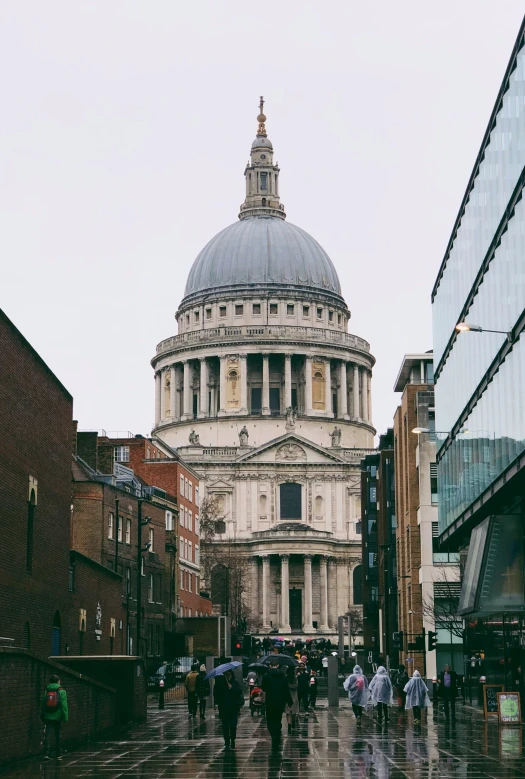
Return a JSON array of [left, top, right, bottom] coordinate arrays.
[[369, 666, 394, 705], [343, 665, 369, 708], [403, 671, 429, 709]]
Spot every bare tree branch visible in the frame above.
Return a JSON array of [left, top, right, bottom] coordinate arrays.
[[422, 566, 464, 639]]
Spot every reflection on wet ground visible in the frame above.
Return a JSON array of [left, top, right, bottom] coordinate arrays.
[[3, 703, 525, 778]]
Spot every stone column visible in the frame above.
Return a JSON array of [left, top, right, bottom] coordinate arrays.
[[305, 357, 313, 415], [325, 360, 333, 416], [198, 358, 208, 418], [170, 365, 177, 420], [210, 384, 216, 417], [182, 361, 192, 420], [353, 364, 360, 420], [303, 554, 314, 632], [361, 369, 369, 422], [160, 369, 167, 421], [367, 371, 372, 424], [251, 557, 259, 629], [240, 354, 248, 414], [328, 558, 337, 629], [261, 556, 271, 630], [262, 355, 270, 415], [154, 371, 161, 426], [284, 354, 292, 409], [339, 361, 349, 420], [219, 356, 227, 415], [280, 554, 291, 633], [336, 559, 348, 620], [319, 556, 329, 631]]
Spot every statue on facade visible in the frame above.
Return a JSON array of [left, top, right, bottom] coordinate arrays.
[[239, 426, 249, 446], [330, 426, 342, 447], [189, 428, 200, 445], [95, 602, 102, 630], [285, 406, 297, 429]]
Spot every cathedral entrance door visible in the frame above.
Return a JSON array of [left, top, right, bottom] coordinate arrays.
[[289, 589, 302, 631]]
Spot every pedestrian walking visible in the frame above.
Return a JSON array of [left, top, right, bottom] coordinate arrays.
[[213, 670, 244, 750], [184, 663, 200, 718], [297, 663, 310, 714], [261, 658, 293, 750], [438, 664, 458, 721], [309, 670, 318, 709], [286, 667, 299, 732], [195, 665, 211, 719], [41, 674, 68, 760], [343, 664, 369, 724], [369, 666, 394, 724], [404, 670, 429, 724], [396, 665, 409, 711], [322, 655, 329, 677]]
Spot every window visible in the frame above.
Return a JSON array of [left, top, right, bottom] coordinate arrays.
[[280, 483, 302, 520], [108, 512, 114, 540], [260, 171, 267, 190], [194, 310, 200, 323], [180, 474, 185, 494], [189, 541, 193, 561], [184, 539, 188, 560], [303, 305, 310, 317], [148, 574, 154, 602], [188, 511, 193, 532], [126, 518, 131, 543], [189, 573, 193, 593], [114, 446, 129, 462], [287, 304, 294, 315], [149, 528, 154, 552], [369, 487, 377, 503], [186, 314, 190, 326], [188, 481, 193, 502], [195, 515, 200, 535], [253, 303, 261, 315], [328, 311, 334, 322], [235, 304, 244, 316], [430, 463, 438, 505], [185, 478, 189, 498], [166, 511, 174, 531], [141, 556, 145, 576], [117, 516, 123, 542], [179, 536, 184, 559], [269, 303, 278, 315], [188, 608, 192, 617], [316, 307, 323, 319], [356, 521, 362, 534], [195, 545, 200, 565], [206, 308, 212, 320], [219, 306, 227, 317], [195, 487, 200, 507], [125, 567, 131, 595], [338, 314, 342, 325], [180, 570, 184, 589]]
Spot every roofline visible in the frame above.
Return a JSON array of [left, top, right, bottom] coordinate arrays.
[[0, 308, 72, 401], [393, 352, 434, 393], [431, 15, 525, 301], [178, 283, 347, 312], [70, 549, 122, 579]]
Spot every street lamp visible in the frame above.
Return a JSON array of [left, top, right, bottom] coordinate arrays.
[[455, 321, 511, 339]]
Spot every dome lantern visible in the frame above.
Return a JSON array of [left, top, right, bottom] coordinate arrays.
[[240, 97, 285, 220]]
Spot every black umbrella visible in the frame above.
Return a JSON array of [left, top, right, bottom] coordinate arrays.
[[248, 662, 267, 670], [261, 654, 298, 667]]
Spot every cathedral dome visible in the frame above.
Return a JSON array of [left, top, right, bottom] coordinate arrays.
[[183, 216, 342, 299]]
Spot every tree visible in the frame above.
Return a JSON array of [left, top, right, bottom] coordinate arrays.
[[422, 566, 464, 640], [198, 495, 250, 635]]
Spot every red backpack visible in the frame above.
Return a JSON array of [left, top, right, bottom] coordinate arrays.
[[44, 688, 62, 712]]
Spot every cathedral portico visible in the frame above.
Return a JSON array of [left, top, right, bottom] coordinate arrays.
[[152, 99, 373, 638]]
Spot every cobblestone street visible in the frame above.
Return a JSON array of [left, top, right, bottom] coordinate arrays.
[[3, 702, 525, 778]]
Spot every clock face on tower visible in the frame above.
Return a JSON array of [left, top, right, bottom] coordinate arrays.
[[260, 154, 266, 160]]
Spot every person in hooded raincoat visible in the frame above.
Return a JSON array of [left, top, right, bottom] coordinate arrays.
[[404, 670, 429, 723], [369, 666, 393, 724], [343, 665, 369, 723]]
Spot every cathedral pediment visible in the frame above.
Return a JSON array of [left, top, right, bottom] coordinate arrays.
[[235, 433, 347, 464]]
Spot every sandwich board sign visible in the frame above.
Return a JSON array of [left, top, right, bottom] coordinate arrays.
[[497, 692, 521, 725]]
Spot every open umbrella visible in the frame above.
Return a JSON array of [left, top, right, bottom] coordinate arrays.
[[248, 662, 267, 670], [205, 661, 242, 680], [261, 654, 298, 667]]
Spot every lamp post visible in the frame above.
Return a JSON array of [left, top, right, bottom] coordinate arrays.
[[455, 321, 511, 339]]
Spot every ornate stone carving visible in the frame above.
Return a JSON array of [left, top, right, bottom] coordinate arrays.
[[239, 426, 249, 446], [285, 406, 296, 430], [329, 426, 342, 447], [189, 429, 200, 445], [275, 443, 306, 461]]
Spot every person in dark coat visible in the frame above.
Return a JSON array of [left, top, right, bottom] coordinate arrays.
[[213, 670, 244, 750], [195, 665, 211, 719], [309, 670, 318, 709], [396, 665, 409, 712], [262, 660, 293, 750], [438, 665, 458, 721], [296, 663, 310, 714]]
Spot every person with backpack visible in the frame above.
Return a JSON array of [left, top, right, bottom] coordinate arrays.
[[369, 666, 394, 725], [41, 674, 68, 760], [195, 665, 211, 719], [343, 665, 369, 724], [184, 663, 200, 718]]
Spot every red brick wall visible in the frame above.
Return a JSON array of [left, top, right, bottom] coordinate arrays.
[[0, 649, 116, 766], [0, 310, 74, 658]]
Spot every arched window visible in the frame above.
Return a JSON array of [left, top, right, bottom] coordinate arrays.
[[312, 371, 325, 408], [262, 197, 267, 206], [353, 566, 363, 606], [27, 489, 36, 573], [259, 494, 267, 515], [280, 483, 302, 520], [23, 622, 30, 650], [51, 611, 61, 656]]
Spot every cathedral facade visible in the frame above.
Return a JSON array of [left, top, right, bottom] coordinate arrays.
[[152, 100, 375, 637]]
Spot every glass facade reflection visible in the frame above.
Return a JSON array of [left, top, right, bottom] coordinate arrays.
[[433, 22, 525, 536]]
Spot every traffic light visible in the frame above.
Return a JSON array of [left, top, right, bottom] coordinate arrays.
[[393, 631, 404, 650], [232, 636, 243, 654], [415, 634, 425, 651], [428, 630, 438, 651]]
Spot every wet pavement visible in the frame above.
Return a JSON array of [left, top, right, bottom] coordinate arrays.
[[3, 701, 525, 778]]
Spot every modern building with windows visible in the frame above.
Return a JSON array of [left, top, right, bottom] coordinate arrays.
[[432, 17, 525, 689], [151, 100, 375, 637]]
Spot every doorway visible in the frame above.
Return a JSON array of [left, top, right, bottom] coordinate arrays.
[[290, 589, 302, 631]]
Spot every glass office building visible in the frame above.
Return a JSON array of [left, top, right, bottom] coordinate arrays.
[[432, 17, 525, 689]]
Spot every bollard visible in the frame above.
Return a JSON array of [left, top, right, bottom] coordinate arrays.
[[327, 654, 339, 708], [159, 678, 165, 709]]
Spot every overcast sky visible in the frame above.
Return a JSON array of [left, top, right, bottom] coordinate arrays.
[[1, 1, 524, 440]]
